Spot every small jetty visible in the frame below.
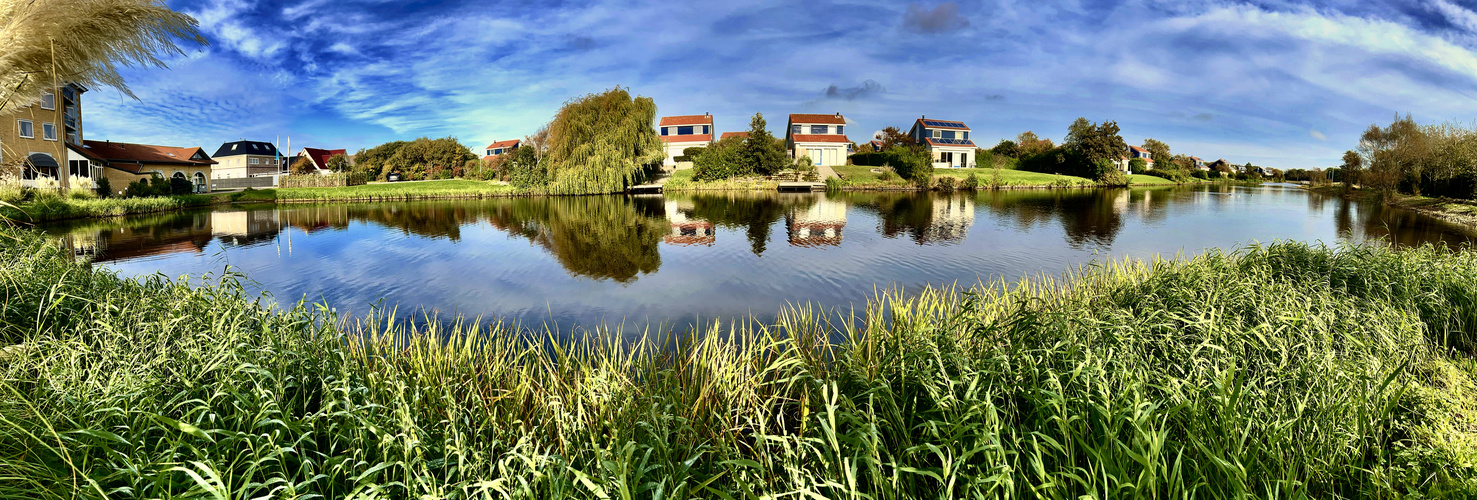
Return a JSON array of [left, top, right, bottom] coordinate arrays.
[[629, 183, 664, 194], [777, 182, 825, 192]]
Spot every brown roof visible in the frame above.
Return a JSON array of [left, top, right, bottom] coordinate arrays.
[[82, 140, 214, 173], [791, 134, 851, 144], [719, 132, 749, 140], [484, 139, 520, 150], [1129, 145, 1149, 154], [659, 115, 713, 126], [301, 148, 347, 170], [660, 134, 712, 143], [789, 113, 846, 125]]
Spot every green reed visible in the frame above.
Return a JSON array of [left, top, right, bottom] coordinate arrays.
[[0, 225, 1474, 498]]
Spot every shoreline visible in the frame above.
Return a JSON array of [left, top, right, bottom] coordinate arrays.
[[1305, 185, 1477, 228]]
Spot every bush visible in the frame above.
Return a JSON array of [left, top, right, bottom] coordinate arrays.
[[169, 176, 194, 195], [884, 148, 933, 181], [877, 170, 894, 182], [124, 179, 155, 198], [1129, 158, 1148, 174], [935, 176, 957, 191], [66, 188, 96, 200], [1094, 159, 1130, 187], [1192, 170, 1211, 180], [850, 152, 886, 167], [913, 175, 933, 190], [94, 177, 112, 198], [962, 173, 980, 190]]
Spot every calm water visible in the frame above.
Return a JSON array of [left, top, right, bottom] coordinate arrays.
[[42, 184, 1477, 327]]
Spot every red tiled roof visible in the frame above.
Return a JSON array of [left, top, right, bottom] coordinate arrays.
[[923, 138, 977, 148], [789, 113, 846, 125], [82, 140, 214, 173], [1129, 145, 1149, 154], [914, 118, 969, 130], [870, 140, 884, 148], [791, 134, 851, 144], [484, 139, 520, 150], [302, 147, 347, 170], [659, 115, 713, 126], [720, 132, 749, 140], [660, 134, 712, 143]]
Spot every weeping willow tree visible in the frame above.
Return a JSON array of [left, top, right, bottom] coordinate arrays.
[[543, 87, 664, 195], [0, 0, 204, 114]]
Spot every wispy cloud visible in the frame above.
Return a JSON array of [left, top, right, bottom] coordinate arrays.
[[80, 0, 1477, 169]]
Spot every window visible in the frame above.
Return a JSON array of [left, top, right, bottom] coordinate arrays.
[[837, 125, 844, 135], [17, 120, 33, 138], [677, 126, 694, 135], [40, 92, 55, 110], [69, 160, 89, 178], [941, 130, 955, 140], [932, 129, 942, 139], [702, 125, 709, 135], [42, 123, 56, 141], [249, 158, 260, 165], [963, 131, 969, 140], [810, 125, 827, 134], [486, 149, 494, 156], [661, 127, 669, 136]]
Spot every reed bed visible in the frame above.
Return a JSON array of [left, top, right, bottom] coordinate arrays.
[[271, 180, 525, 203], [0, 195, 221, 223], [1, 226, 1475, 498]]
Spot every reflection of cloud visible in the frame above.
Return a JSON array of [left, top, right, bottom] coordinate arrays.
[[903, 2, 970, 34]]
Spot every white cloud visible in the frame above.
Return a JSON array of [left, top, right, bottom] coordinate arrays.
[[1310, 129, 1326, 141]]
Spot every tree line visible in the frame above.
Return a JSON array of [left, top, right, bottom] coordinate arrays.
[[1340, 114, 1477, 199]]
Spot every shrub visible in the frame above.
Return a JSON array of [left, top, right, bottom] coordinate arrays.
[[1094, 159, 1130, 187], [935, 176, 957, 191], [850, 152, 886, 167], [913, 175, 933, 190], [169, 176, 194, 195], [94, 177, 112, 198], [1129, 158, 1148, 174], [124, 179, 155, 198], [1192, 170, 1211, 180], [66, 188, 96, 200], [885, 148, 934, 181], [877, 170, 894, 182], [962, 173, 980, 190]]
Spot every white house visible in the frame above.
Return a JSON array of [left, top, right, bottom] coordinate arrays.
[[658, 114, 714, 167], [907, 116, 976, 168], [483, 139, 520, 160], [1114, 145, 1156, 173], [786, 113, 850, 167]]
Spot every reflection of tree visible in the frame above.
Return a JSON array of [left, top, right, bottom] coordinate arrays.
[[1348, 200, 1476, 249], [486, 196, 666, 283], [676, 193, 809, 256], [968, 189, 1124, 248], [1058, 189, 1125, 248], [842, 192, 974, 245]]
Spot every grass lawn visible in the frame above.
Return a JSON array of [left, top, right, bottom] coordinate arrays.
[[1128, 174, 1183, 185], [662, 169, 782, 191], [835, 165, 1097, 188], [249, 179, 524, 202]]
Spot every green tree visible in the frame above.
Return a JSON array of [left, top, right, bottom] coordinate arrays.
[[325, 153, 351, 173], [1142, 138, 1173, 169], [742, 113, 788, 176], [1017, 131, 1054, 156], [1065, 118, 1128, 179], [877, 126, 913, 151], [354, 141, 408, 180], [543, 87, 665, 194], [1128, 158, 1148, 174], [290, 156, 317, 175], [507, 145, 547, 189], [990, 140, 1019, 158]]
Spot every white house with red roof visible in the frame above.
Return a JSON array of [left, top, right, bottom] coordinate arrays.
[[483, 139, 520, 160], [786, 113, 850, 167], [658, 114, 714, 167], [1114, 145, 1155, 173], [296, 147, 348, 174], [907, 116, 976, 168]]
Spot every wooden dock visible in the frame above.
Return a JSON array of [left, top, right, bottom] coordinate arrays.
[[629, 184, 664, 194], [777, 182, 826, 192]]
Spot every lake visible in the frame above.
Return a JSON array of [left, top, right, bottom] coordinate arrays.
[[42, 184, 1477, 329]]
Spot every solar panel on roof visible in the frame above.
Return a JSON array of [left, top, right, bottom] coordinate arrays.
[[930, 138, 974, 146], [922, 120, 965, 128]]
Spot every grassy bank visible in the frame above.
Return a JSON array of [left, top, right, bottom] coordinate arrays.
[[1310, 184, 1477, 228], [661, 169, 781, 191], [0, 192, 230, 223], [2, 227, 1476, 497], [248, 179, 526, 202]]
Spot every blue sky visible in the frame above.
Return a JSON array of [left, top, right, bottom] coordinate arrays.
[[82, 0, 1477, 169]]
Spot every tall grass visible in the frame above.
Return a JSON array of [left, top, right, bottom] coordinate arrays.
[[270, 179, 526, 202], [0, 195, 220, 223], [1, 226, 1474, 498]]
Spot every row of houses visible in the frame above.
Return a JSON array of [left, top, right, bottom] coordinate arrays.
[[1, 81, 349, 193]]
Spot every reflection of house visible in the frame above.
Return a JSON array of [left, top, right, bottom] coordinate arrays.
[[659, 114, 714, 167], [86, 140, 216, 193], [211, 209, 283, 245], [908, 117, 976, 168], [663, 200, 715, 246], [81, 213, 215, 262], [787, 196, 847, 247], [920, 195, 975, 243], [786, 113, 850, 167], [212, 141, 283, 178]]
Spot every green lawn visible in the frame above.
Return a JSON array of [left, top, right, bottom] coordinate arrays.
[[662, 169, 783, 191], [1128, 174, 1183, 185], [835, 165, 1097, 188], [254, 179, 524, 202]]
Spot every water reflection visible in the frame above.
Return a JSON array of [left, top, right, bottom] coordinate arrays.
[[41, 186, 1476, 326]]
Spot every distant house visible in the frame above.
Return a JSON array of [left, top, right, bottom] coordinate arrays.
[[908, 116, 976, 168], [483, 139, 520, 160], [298, 147, 348, 173], [786, 113, 849, 167], [86, 140, 216, 193], [1207, 159, 1231, 172], [719, 131, 749, 141], [869, 140, 884, 151], [212, 141, 283, 179], [1115, 145, 1155, 173], [1190, 157, 1208, 171], [658, 114, 714, 167]]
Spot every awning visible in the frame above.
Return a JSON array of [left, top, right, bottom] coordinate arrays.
[[27, 153, 59, 169]]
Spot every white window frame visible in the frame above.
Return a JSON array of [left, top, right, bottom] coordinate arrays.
[[42, 122, 56, 141], [40, 92, 55, 110], [17, 119, 34, 139], [249, 157, 260, 165]]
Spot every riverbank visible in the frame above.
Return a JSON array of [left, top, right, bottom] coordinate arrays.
[[0, 180, 529, 223], [1309, 185, 1477, 228], [1, 226, 1474, 497]]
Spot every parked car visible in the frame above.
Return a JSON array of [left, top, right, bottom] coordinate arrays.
[[388, 172, 402, 182]]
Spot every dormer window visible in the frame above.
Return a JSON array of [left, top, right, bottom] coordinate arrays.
[[702, 125, 709, 135], [963, 131, 969, 140], [40, 92, 55, 110], [810, 125, 827, 134], [661, 127, 669, 136], [933, 130, 942, 139], [677, 126, 694, 135], [837, 125, 844, 135], [941, 130, 955, 140], [791, 125, 801, 135]]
